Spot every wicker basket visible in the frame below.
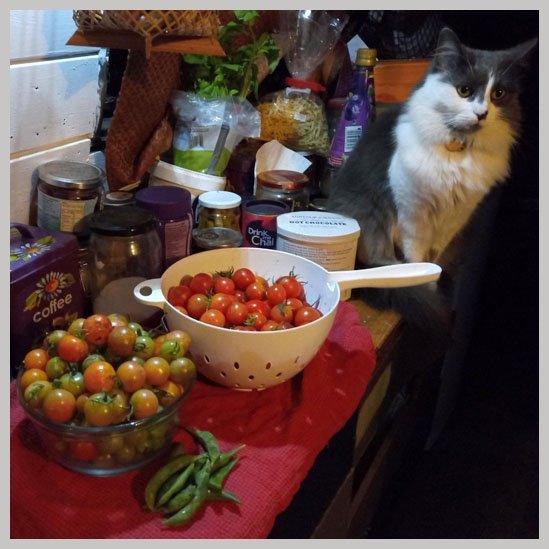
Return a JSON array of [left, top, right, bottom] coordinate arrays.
[[73, 10, 220, 40]]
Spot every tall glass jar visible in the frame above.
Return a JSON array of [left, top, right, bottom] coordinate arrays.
[[87, 206, 163, 326], [196, 191, 241, 231], [256, 170, 310, 211]]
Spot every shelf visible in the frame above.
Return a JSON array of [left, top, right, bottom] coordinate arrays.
[[66, 30, 225, 58]]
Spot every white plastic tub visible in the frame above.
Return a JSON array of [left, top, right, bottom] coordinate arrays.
[[276, 211, 361, 300], [148, 160, 226, 202]]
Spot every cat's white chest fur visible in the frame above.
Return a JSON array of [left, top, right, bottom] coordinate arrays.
[[388, 73, 516, 262]]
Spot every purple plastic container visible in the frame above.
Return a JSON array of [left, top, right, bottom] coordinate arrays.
[[135, 186, 193, 269], [10, 224, 87, 373]]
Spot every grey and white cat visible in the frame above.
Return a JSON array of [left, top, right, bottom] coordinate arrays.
[[327, 27, 537, 329]]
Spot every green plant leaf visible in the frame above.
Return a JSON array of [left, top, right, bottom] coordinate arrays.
[[234, 10, 259, 22]]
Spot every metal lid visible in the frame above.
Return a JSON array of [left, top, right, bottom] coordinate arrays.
[[242, 199, 290, 216], [356, 48, 377, 67], [88, 206, 156, 237], [135, 186, 192, 220], [104, 192, 135, 207], [256, 170, 309, 191], [198, 191, 241, 210], [193, 227, 243, 250], [276, 211, 361, 244], [38, 160, 104, 190]]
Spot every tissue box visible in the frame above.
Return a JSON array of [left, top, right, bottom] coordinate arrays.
[[10, 224, 87, 373]]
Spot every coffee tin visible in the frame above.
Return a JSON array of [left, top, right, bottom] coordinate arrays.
[[241, 199, 290, 249]]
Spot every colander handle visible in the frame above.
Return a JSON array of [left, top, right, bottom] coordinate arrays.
[[133, 278, 165, 309], [328, 262, 442, 291]]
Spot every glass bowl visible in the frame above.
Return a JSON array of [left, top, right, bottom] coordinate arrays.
[[16, 369, 194, 477]]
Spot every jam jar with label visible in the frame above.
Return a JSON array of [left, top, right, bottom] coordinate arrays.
[[36, 161, 104, 234]]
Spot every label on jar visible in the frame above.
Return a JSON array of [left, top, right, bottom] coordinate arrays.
[[37, 189, 97, 233], [164, 217, 192, 261]]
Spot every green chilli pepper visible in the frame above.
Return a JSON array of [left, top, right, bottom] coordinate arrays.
[[206, 488, 240, 504], [208, 458, 239, 492], [144, 454, 200, 511], [163, 459, 212, 528], [163, 485, 196, 514], [157, 462, 196, 508], [212, 445, 245, 471], [186, 428, 220, 465]]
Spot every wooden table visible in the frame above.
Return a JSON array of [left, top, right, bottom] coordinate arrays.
[[270, 297, 446, 539]]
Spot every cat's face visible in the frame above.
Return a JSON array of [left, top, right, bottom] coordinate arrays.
[[425, 28, 537, 136]]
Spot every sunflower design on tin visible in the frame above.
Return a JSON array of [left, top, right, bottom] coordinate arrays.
[[24, 271, 76, 311], [10, 236, 54, 262]]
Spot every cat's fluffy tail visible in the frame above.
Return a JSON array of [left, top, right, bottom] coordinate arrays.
[[357, 264, 453, 342]]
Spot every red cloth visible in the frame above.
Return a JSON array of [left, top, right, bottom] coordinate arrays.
[[10, 301, 376, 539]]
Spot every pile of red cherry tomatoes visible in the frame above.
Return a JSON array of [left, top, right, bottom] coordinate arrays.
[[167, 267, 323, 331]]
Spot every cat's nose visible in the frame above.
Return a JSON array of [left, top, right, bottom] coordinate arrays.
[[476, 110, 488, 121]]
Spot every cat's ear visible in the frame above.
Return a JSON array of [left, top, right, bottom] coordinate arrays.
[[432, 27, 465, 72], [505, 36, 538, 70]]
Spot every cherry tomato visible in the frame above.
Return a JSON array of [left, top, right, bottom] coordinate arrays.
[[266, 283, 287, 306], [153, 335, 167, 356], [209, 293, 233, 314], [107, 326, 137, 358], [232, 268, 255, 290], [159, 340, 185, 362], [59, 372, 85, 397], [70, 440, 99, 462], [285, 297, 304, 312], [43, 388, 76, 423], [82, 315, 112, 346], [45, 356, 69, 379], [213, 276, 236, 295], [233, 290, 246, 303], [108, 313, 128, 328], [189, 273, 214, 295], [158, 380, 182, 407], [167, 285, 192, 308], [261, 320, 280, 332], [130, 389, 159, 419], [165, 331, 192, 355], [68, 318, 86, 339], [179, 274, 193, 287], [270, 303, 294, 324], [21, 368, 48, 391], [169, 357, 197, 386], [116, 445, 136, 464], [117, 361, 146, 393], [277, 321, 294, 330], [144, 357, 170, 387], [132, 334, 155, 360], [233, 325, 257, 331], [175, 306, 188, 315], [83, 361, 116, 393], [81, 354, 105, 372], [43, 330, 68, 356], [245, 282, 266, 301], [57, 335, 89, 363], [76, 394, 89, 414], [110, 388, 130, 424], [200, 309, 226, 327], [255, 275, 268, 289], [294, 306, 322, 326], [24, 348, 48, 371], [84, 393, 114, 426], [186, 294, 209, 319], [277, 275, 304, 299], [246, 299, 271, 317], [245, 312, 267, 329], [127, 322, 144, 336], [23, 380, 52, 408], [225, 301, 249, 325]]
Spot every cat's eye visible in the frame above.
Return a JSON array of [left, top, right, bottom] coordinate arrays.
[[491, 88, 506, 100], [456, 85, 472, 98]]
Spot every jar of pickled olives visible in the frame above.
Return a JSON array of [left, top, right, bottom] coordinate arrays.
[[196, 191, 241, 231]]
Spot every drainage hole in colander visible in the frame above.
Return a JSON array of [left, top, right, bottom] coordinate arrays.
[[265, 362, 272, 370], [234, 383, 240, 388], [276, 372, 282, 377], [204, 355, 211, 364], [248, 375, 254, 380], [220, 371, 226, 377], [234, 362, 240, 370]]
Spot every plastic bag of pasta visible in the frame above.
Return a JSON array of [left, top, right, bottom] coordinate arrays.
[[258, 11, 348, 157]]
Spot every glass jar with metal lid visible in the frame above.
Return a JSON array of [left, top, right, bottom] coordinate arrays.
[[36, 160, 104, 233], [256, 170, 310, 211], [192, 227, 243, 252], [87, 206, 163, 326], [102, 191, 135, 209], [196, 191, 241, 231]]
